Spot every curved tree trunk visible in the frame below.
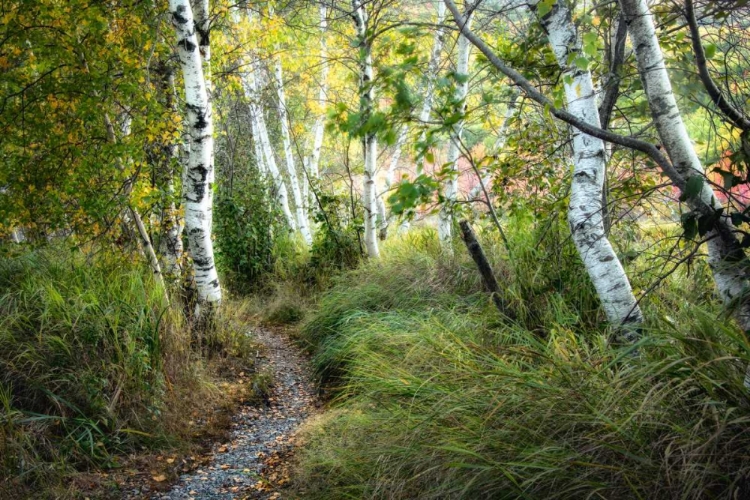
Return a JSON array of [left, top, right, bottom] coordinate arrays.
[[621, 0, 750, 338], [537, 0, 643, 335], [273, 56, 313, 244], [245, 60, 297, 230], [170, 0, 221, 306], [233, 7, 296, 230]]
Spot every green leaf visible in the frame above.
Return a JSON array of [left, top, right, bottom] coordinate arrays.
[[537, 0, 556, 18], [704, 44, 716, 59], [573, 57, 589, 71], [681, 213, 697, 240], [682, 175, 704, 201]]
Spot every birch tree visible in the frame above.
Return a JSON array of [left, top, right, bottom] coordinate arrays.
[[170, 0, 222, 306], [246, 59, 297, 230], [380, 1, 447, 237], [438, 6, 473, 248], [534, 0, 642, 334], [234, 6, 297, 230], [273, 54, 313, 244], [352, 0, 380, 258], [156, 63, 184, 281], [307, 4, 329, 181], [190, 0, 214, 232], [620, 0, 750, 359], [441, 0, 644, 332]]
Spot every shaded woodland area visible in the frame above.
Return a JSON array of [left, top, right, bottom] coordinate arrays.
[[2, 0, 750, 498]]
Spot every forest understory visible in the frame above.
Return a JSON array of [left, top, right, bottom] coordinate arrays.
[[3, 0, 750, 498]]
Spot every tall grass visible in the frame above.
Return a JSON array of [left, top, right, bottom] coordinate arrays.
[[0, 245, 213, 494], [293, 222, 750, 499]]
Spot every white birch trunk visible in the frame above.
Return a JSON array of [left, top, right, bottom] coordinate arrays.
[[170, 0, 221, 305], [233, 7, 296, 230], [621, 0, 750, 341], [401, 1, 447, 234], [131, 206, 170, 305], [190, 0, 211, 91], [418, 0, 448, 174], [190, 0, 214, 238], [438, 10, 473, 248], [378, 123, 409, 238], [537, 0, 642, 333], [273, 57, 313, 245], [309, 4, 329, 180], [353, 0, 380, 258], [250, 106, 268, 176], [244, 62, 297, 230]]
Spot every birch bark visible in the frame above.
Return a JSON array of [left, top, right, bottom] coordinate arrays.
[[157, 65, 184, 281], [438, 9, 473, 248], [190, 0, 214, 236], [418, 1, 448, 175], [353, 0, 380, 258], [170, 0, 222, 305], [273, 57, 313, 244], [308, 5, 329, 180], [536, 0, 642, 334], [621, 0, 750, 336], [242, 59, 297, 229], [233, 6, 296, 229]]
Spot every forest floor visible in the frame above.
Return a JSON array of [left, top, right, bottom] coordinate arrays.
[[122, 328, 320, 500]]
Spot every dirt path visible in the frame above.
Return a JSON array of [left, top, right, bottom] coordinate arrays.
[[149, 329, 318, 499]]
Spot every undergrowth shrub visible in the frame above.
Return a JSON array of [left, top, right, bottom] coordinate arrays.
[[306, 192, 362, 286], [293, 221, 750, 499], [214, 173, 284, 292]]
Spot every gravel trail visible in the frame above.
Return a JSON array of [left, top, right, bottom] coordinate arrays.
[[151, 329, 318, 499]]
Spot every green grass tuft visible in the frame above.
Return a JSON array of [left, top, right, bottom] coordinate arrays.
[[292, 222, 750, 499]]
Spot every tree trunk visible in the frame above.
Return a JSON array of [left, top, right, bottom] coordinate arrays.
[[418, 0, 448, 174], [157, 64, 184, 282], [244, 61, 297, 230], [233, 6, 297, 230], [170, 0, 222, 306], [273, 56, 313, 244], [621, 0, 750, 340], [438, 9, 473, 249], [353, 0, 380, 258], [308, 4, 329, 180], [538, 0, 643, 336], [459, 220, 514, 317]]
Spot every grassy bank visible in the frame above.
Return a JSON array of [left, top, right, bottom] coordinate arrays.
[[291, 222, 750, 499], [0, 245, 258, 498]]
